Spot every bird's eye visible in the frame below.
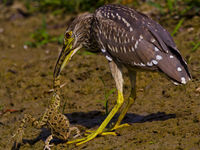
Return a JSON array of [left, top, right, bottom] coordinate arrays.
[[65, 31, 72, 39]]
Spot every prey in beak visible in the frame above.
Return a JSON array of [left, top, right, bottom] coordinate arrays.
[[54, 31, 82, 78]]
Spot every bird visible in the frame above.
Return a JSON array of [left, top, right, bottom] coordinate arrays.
[[53, 4, 191, 145]]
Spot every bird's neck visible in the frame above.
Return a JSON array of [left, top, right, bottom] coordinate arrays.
[[72, 13, 100, 52]]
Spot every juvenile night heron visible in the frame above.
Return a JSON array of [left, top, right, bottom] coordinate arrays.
[[54, 4, 191, 145]]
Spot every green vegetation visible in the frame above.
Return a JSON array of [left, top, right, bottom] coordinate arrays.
[[147, 1, 164, 14], [147, 0, 200, 17], [166, 0, 174, 13], [99, 77, 116, 115], [23, 0, 113, 14], [146, 0, 200, 37], [191, 42, 200, 52], [24, 16, 63, 47], [0, 105, 3, 111], [171, 18, 184, 36], [20, 0, 199, 47], [1, 0, 199, 15]]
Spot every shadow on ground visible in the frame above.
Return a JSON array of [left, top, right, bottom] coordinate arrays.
[[12, 111, 176, 149], [66, 111, 176, 128]]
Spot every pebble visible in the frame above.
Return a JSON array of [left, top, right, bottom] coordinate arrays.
[[23, 45, 28, 50], [10, 44, 15, 48], [0, 28, 4, 33], [45, 49, 50, 54], [196, 87, 200, 93]]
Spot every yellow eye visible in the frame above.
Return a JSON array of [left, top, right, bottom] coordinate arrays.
[[64, 31, 73, 45], [65, 31, 72, 40]]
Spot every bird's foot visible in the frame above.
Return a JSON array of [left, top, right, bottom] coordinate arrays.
[[85, 129, 117, 136], [67, 134, 93, 145], [110, 123, 130, 131], [85, 123, 130, 134], [67, 124, 128, 145], [67, 128, 116, 146]]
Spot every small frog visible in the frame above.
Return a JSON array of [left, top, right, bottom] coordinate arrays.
[[43, 98, 80, 150], [11, 77, 80, 150]]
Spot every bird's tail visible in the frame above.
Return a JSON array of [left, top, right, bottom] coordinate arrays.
[[157, 51, 191, 85]]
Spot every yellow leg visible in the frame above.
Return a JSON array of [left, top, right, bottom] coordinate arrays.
[[111, 70, 136, 130], [67, 91, 124, 145], [67, 61, 124, 145], [111, 96, 135, 130], [85, 130, 117, 136]]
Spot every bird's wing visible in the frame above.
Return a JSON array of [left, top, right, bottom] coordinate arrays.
[[94, 4, 191, 83], [94, 5, 164, 68], [139, 12, 191, 79], [93, 12, 146, 67]]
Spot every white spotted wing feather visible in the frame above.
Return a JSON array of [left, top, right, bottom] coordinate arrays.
[[94, 4, 191, 84]]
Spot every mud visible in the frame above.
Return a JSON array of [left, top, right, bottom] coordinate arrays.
[[0, 2, 200, 150]]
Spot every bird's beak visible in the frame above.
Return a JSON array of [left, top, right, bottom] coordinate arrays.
[[53, 36, 81, 78]]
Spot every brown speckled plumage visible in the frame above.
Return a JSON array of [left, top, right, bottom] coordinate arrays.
[[91, 4, 191, 84]]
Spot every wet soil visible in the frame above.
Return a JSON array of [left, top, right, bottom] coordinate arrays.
[[0, 2, 200, 150]]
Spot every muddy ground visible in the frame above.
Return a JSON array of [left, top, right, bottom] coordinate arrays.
[[0, 2, 200, 150]]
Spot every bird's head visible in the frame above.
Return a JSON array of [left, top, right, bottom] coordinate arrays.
[[53, 13, 93, 78]]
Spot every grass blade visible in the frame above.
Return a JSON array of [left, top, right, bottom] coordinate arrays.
[[167, 0, 173, 12], [191, 42, 200, 52], [147, 1, 164, 13], [171, 18, 184, 36]]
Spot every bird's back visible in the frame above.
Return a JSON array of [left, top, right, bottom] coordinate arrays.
[[92, 4, 191, 84]]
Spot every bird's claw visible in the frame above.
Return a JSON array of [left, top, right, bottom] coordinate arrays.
[[44, 144, 53, 150], [67, 129, 117, 146], [110, 123, 130, 131], [85, 129, 117, 136], [75, 132, 99, 145]]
